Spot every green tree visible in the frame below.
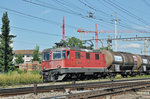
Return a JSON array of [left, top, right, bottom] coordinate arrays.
[[33, 45, 40, 61], [0, 12, 15, 72], [15, 54, 24, 64], [66, 37, 83, 48], [53, 37, 94, 49], [100, 47, 113, 51]]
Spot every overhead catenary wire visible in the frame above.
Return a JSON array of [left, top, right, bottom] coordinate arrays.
[[103, 0, 150, 26], [22, 0, 150, 33], [97, 0, 144, 27], [0, 6, 79, 29], [23, 0, 84, 16], [142, 0, 150, 8], [1, 1, 149, 38], [22, 0, 115, 30], [10, 25, 67, 37], [94, 0, 150, 32], [78, 0, 150, 32], [78, 0, 112, 17], [55, 0, 89, 13]]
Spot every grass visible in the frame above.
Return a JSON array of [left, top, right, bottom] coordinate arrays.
[[0, 71, 42, 87], [114, 74, 150, 80], [1, 71, 150, 88]]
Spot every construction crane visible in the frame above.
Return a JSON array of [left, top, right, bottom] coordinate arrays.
[[62, 16, 65, 40], [77, 25, 149, 50], [77, 24, 98, 50]]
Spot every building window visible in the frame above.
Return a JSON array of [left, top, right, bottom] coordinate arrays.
[[95, 54, 99, 60], [75, 52, 80, 59], [86, 53, 90, 59]]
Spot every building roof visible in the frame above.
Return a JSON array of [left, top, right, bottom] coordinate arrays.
[[13, 50, 42, 55]]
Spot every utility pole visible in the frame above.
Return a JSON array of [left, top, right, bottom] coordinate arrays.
[[80, 32, 82, 41], [144, 39, 147, 55], [79, 28, 82, 41], [115, 12, 117, 51]]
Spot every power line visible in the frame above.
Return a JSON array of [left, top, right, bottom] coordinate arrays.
[[142, 0, 150, 8], [96, 0, 150, 32], [91, 0, 150, 32], [10, 25, 65, 37], [114, 0, 148, 15], [22, 0, 114, 30], [23, 0, 83, 16], [22, 0, 147, 32], [2, 23, 69, 37], [104, 0, 150, 26], [78, 0, 112, 17], [1, 1, 148, 38], [52, 0, 83, 15], [22, 0, 112, 29], [0, 6, 78, 29], [59, 0, 89, 13]]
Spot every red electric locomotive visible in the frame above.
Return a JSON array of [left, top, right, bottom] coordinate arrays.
[[41, 47, 107, 82]]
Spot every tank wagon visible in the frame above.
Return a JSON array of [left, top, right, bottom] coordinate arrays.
[[41, 47, 150, 82]]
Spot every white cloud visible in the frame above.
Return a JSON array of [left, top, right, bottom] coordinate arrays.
[[133, 25, 150, 30], [42, 9, 51, 14], [120, 43, 141, 49]]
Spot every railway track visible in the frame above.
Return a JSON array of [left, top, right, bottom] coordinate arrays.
[[1, 78, 150, 97], [44, 82, 150, 99]]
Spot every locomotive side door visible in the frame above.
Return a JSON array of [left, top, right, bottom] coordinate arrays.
[[71, 51, 76, 67], [65, 50, 71, 67]]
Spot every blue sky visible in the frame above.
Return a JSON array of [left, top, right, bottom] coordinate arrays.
[[0, 0, 150, 55]]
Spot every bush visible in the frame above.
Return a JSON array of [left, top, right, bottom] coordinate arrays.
[[31, 69, 40, 74], [115, 74, 122, 79], [16, 68, 22, 74]]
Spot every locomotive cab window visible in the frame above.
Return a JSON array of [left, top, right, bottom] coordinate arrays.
[[75, 52, 80, 59], [67, 51, 70, 59], [43, 52, 49, 61], [53, 51, 61, 60], [86, 53, 90, 59], [95, 54, 99, 60], [62, 50, 66, 59], [53, 50, 66, 60]]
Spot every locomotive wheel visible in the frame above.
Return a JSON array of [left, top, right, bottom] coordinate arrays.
[[108, 73, 116, 81]]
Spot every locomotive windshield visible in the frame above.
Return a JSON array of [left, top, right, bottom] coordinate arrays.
[[43, 52, 49, 61], [53, 50, 66, 60]]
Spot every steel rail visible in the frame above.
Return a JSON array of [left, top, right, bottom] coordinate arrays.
[[1, 78, 150, 97], [43, 82, 150, 99]]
